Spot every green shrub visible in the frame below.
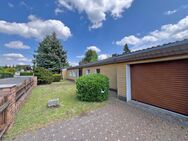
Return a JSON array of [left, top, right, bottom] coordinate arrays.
[[20, 72, 33, 76], [34, 67, 53, 84], [0, 72, 13, 79], [0, 67, 15, 79], [76, 74, 109, 102], [53, 74, 61, 82], [3, 67, 16, 74]]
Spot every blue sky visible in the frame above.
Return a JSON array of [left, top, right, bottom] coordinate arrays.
[[0, 0, 188, 66]]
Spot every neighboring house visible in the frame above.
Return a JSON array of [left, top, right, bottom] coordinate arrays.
[[63, 39, 188, 116]]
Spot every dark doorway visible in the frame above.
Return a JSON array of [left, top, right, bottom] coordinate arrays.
[[96, 68, 100, 73], [79, 69, 82, 77]]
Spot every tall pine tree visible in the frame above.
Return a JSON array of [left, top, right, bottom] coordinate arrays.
[[123, 43, 131, 54], [33, 32, 68, 73]]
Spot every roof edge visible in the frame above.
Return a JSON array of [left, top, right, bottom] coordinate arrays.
[[67, 39, 188, 70]]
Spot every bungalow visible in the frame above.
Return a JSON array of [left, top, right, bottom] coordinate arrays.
[[63, 39, 188, 116]]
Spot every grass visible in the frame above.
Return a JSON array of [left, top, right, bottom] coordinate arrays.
[[6, 80, 106, 138]]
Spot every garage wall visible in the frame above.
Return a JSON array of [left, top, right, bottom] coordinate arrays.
[[82, 64, 117, 90], [117, 63, 127, 97], [61, 69, 67, 80], [116, 55, 188, 99]]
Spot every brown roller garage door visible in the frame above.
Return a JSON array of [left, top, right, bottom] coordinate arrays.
[[131, 59, 188, 115]]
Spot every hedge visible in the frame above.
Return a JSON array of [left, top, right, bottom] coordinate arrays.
[[20, 72, 33, 76], [76, 74, 109, 102], [0, 72, 13, 79], [53, 74, 61, 82], [34, 67, 53, 84]]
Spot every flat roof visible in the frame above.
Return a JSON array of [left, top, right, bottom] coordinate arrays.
[[68, 39, 188, 70]]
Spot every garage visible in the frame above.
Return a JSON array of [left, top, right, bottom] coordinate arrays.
[[131, 59, 188, 115]]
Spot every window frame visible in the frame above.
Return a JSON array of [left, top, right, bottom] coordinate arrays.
[[86, 69, 90, 75]]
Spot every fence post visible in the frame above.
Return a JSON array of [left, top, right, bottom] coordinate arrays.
[[33, 76, 37, 87], [5, 85, 17, 126]]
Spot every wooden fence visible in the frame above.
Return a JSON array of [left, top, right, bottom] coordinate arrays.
[[0, 77, 37, 138], [0, 95, 9, 137]]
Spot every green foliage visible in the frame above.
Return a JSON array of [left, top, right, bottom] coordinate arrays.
[[123, 43, 131, 54], [53, 74, 61, 82], [79, 49, 98, 65], [15, 65, 32, 72], [76, 74, 109, 102], [0, 67, 15, 79], [20, 72, 33, 76], [33, 32, 68, 73], [34, 67, 53, 84], [0, 72, 13, 79], [4, 67, 16, 74], [0, 67, 15, 74]]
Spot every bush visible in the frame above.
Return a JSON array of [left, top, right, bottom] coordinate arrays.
[[0, 72, 13, 79], [34, 67, 53, 84], [20, 72, 33, 76], [76, 74, 109, 102], [0, 67, 15, 79], [53, 74, 61, 82], [2, 67, 15, 74]]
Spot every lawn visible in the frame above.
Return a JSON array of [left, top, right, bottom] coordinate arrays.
[[6, 80, 105, 138]]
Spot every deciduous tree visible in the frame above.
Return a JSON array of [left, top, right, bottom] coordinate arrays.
[[79, 49, 98, 65]]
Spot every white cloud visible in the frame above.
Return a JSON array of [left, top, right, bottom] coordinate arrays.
[[3, 53, 25, 58], [55, 8, 63, 15], [19, 1, 33, 10], [5, 41, 30, 49], [18, 62, 27, 65], [69, 61, 78, 66], [116, 35, 140, 46], [3, 53, 31, 62], [116, 16, 188, 50], [8, 2, 14, 8], [76, 55, 84, 58], [20, 1, 27, 6], [98, 54, 110, 60], [56, 0, 134, 29], [86, 46, 101, 53], [0, 15, 72, 40], [164, 4, 188, 16], [1, 53, 31, 66], [164, 9, 177, 15]]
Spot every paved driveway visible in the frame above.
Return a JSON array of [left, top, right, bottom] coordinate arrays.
[[6, 94, 188, 141]]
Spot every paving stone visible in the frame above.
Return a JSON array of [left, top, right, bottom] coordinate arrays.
[[4, 92, 188, 141]]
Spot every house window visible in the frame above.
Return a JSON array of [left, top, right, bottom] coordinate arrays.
[[73, 72, 76, 77], [86, 69, 90, 75], [69, 71, 72, 77], [69, 70, 79, 77], [96, 69, 100, 73]]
